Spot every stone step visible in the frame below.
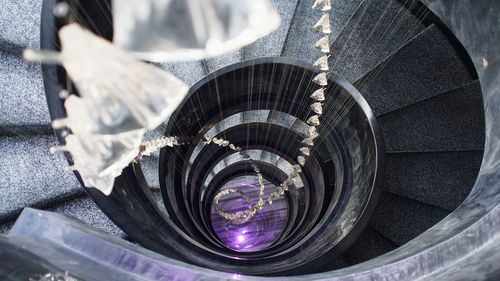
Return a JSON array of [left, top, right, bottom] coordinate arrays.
[[243, 0, 299, 59], [369, 191, 449, 246], [205, 50, 242, 74], [343, 226, 397, 265], [0, 134, 82, 221], [354, 25, 475, 115], [329, 0, 426, 82], [384, 151, 482, 211], [282, 0, 363, 64], [0, 51, 50, 129], [0, 0, 41, 54], [378, 81, 484, 152]]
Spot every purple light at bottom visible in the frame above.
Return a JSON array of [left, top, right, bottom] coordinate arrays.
[[210, 176, 288, 252]]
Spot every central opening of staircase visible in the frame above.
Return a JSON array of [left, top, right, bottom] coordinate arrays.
[[150, 58, 383, 274]]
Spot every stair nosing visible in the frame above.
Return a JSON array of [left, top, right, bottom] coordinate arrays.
[[352, 24, 436, 86], [279, 0, 301, 57], [0, 189, 86, 223], [0, 40, 25, 57], [375, 79, 481, 117], [381, 189, 456, 212], [366, 225, 399, 247], [329, 0, 368, 47], [385, 147, 484, 154], [0, 124, 53, 137]]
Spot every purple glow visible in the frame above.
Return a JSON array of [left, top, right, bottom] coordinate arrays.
[[210, 176, 288, 252]]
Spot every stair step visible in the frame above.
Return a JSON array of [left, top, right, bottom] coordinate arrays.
[[205, 50, 242, 74], [243, 0, 299, 59], [45, 195, 125, 238], [311, 255, 351, 272], [354, 24, 474, 115], [139, 155, 160, 189], [0, 0, 41, 54], [144, 121, 168, 139], [0, 124, 52, 137], [0, 51, 50, 128], [384, 151, 482, 211], [378, 81, 484, 152], [369, 191, 449, 246], [343, 226, 397, 265], [156, 60, 207, 86], [0, 194, 125, 238], [281, 0, 363, 63], [0, 135, 82, 221], [329, 0, 426, 82]]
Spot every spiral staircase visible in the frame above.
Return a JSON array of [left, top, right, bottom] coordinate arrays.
[[1, 0, 499, 280]]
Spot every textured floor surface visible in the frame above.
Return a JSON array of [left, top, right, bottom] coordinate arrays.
[[0, 0, 484, 269]]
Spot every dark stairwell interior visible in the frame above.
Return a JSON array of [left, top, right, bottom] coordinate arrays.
[[0, 0, 496, 279]]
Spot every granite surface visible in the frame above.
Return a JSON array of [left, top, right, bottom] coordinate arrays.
[[379, 81, 484, 152], [368, 191, 450, 246], [355, 25, 474, 115], [329, 0, 425, 82], [384, 151, 483, 211], [343, 226, 397, 265], [156, 60, 207, 86], [0, 135, 82, 221], [243, 0, 299, 59], [46, 195, 125, 238], [204, 50, 242, 74], [0, 51, 50, 127], [139, 155, 160, 189], [0, 0, 42, 54], [281, 0, 363, 64]]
